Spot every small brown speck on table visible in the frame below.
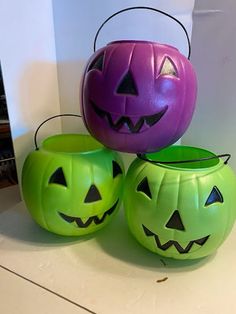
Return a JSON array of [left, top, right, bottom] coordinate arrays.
[[156, 277, 168, 283]]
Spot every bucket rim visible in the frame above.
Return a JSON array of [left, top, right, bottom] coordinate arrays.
[[40, 133, 107, 155], [142, 145, 223, 171]]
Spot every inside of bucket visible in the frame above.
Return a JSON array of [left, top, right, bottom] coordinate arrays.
[[147, 146, 220, 169], [41, 134, 103, 153]]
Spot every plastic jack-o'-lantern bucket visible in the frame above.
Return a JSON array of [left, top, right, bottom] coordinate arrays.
[[124, 145, 236, 260], [22, 115, 124, 236], [81, 7, 197, 153]]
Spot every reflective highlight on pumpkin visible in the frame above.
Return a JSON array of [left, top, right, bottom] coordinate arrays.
[[124, 146, 236, 259], [22, 134, 124, 236], [82, 40, 197, 153]]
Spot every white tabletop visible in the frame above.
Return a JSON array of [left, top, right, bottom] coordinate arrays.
[[0, 185, 236, 314]]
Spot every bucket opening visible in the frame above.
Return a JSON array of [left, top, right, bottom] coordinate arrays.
[[147, 146, 220, 170], [41, 134, 104, 154]]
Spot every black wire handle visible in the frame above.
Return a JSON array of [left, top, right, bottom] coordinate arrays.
[[137, 153, 231, 166], [34, 114, 82, 150], [93, 6, 191, 59]]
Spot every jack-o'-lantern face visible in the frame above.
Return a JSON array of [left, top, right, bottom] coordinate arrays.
[[22, 134, 124, 236], [124, 146, 236, 259], [82, 40, 197, 153]]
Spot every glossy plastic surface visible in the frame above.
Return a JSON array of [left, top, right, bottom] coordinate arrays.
[[22, 134, 124, 236], [124, 145, 236, 259], [81, 40, 197, 153]]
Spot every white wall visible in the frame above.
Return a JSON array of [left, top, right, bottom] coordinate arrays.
[[0, 0, 196, 183], [0, 0, 61, 181], [52, 0, 195, 133], [182, 0, 236, 170]]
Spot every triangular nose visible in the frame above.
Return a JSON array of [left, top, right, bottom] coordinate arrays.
[[166, 210, 185, 231], [84, 185, 102, 203], [116, 71, 138, 95]]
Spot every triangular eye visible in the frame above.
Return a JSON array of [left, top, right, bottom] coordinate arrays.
[[160, 57, 178, 77], [117, 71, 138, 95], [84, 185, 102, 203], [87, 53, 104, 72], [205, 186, 224, 206], [49, 167, 67, 187], [137, 177, 152, 199], [112, 160, 122, 178]]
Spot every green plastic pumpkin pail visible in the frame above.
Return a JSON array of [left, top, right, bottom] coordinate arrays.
[[22, 115, 124, 236], [124, 145, 236, 260]]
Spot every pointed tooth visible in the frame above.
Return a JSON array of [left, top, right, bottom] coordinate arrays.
[[109, 113, 122, 125], [128, 116, 141, 127], [76, 216, 93, 228], [130, 118, 144, 133], [59, 212, 75, 223], [106, 201, 118, 215], [116, 122, 130, 133], [138, 120, 149, 132], [91, 101, 106, 118], [97, 212, 106, 220], [144, 107, 167, 126], [76, 216, 90, 225], [142, 225, 154, 236], [194, 235, 210, 246]]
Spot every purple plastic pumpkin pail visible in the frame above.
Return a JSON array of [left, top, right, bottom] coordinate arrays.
[[81, 7, 197, 153]]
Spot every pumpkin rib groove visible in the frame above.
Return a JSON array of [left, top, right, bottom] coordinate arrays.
[[135, 162, 152, 198], [82, 41, 197, 153], [173, 172, 181, 240], [211, 172, 229, 250], [103, 44, 117, 77], [170, 56, 187, 145], [193, 174, 199, 219], [23, 136, 124, 236], [40, 156, 54, 230], [124, 43, 136, 116], [155, 168, 166, 205], [89, 156, 96, 214], [220, 169, 235, 241], [152, 43, 155, 83], [22, 156, 41, 218], [128, 43, 136, 70], [174, 56, 184, 136], [124, 150, 236, 259]]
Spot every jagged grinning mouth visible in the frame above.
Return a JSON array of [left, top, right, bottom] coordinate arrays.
[[59, 200, 119, 228], [91, 101, 168, 133], [142, 225, 210, 254]]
